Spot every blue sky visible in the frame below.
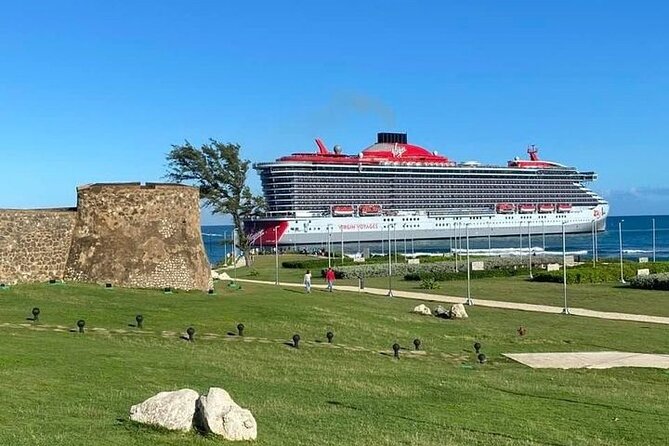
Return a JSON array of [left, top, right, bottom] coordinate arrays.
[[2, 0, 668, 223]]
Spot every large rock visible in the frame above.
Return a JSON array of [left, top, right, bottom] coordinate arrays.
[[195, 387, 257, 441], [130, 389, 198, 431], [433, 305, 450, 319], [449, 304, 469, 319], [412, 304, 432, 316]]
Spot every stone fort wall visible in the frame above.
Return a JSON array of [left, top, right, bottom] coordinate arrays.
[[0, 209, 77, 283], [0, 183, 211, 291]]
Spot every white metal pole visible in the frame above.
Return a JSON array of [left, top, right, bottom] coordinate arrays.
[[594, 220, 598, 262], [592, 221, 596, 267], [619, 219, 625, 283], [454, 223, 459, 272], [232, 229, 238, 283], [394, 226, 398, 265], [528, 222, 533, 279], [562, 223, 569, 314], [274, 226, 279, 285], [223, 231, 227, 265], [328, 226, 332, 269], [466, 223, 473, 305], [404, 224, 407, 255], [387, 224, 393, 297], [542, 220, 546, 250], [340, 227, 344, 264], [488, 233, 491, 251], [519, 222, 523, 259], [652, 218, 656, 263]]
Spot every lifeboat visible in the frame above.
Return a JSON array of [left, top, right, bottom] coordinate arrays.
[[332, 205, 354, 217], [359, 204, 382, 216], [518, 204, 536, 214], [496, 203, 515, 214], [557, 203, 572, 213], [538, 203, 555, 213]]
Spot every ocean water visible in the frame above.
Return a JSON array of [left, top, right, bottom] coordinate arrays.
[[201, 215, 669, 265]]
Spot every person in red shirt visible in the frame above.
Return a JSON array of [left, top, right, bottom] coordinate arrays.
[[325, 267, 335, 292]]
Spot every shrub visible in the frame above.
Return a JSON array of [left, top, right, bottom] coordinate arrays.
[[246, 269, 259, 277], [532, 261, 669, 284], [419, 277, 441, 289], [630, 272, 669, 290]]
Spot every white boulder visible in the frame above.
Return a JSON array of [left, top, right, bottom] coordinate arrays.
[[195, 387, 257, 441], [130, 389, 198, 431], [449, 304, 469, 319], [211, 270, 220, 280], [412, 304, 432, 316]]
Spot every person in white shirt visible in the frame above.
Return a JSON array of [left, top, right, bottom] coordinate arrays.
[[303, 269, 312, 293]]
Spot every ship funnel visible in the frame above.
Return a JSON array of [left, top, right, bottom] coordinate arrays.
[[377, 132, 407, 144]]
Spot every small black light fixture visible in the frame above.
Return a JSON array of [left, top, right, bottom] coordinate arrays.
[[413, 338, 421, 351], [517, 326, 527, 336], [186, 326, 195, 342], [49, 279, 57, 284], [207, 288, 215, 295], [477, 353, 487, 364], [474, 342, 481, 354], [31, 307, 40, 321], [77, 319, 86, 333], [326, 331, 334, 343], [392, 342, 400, 359], [292, 333, 300, 348], [237, 323, 245, 336], [135, 314, 144, 329], [163, 287, 172, 294], [105, 283, 113, 289]]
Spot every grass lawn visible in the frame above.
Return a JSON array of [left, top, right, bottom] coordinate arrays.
[[236, 255, 669, 317], [0, 280, 668, 445]]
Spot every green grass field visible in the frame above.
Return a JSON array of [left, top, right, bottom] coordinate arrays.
[[0, 276, 667, 445], [240, 255, 669, 317]]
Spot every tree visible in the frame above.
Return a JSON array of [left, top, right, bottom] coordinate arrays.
[[165, 139, 265, 266]]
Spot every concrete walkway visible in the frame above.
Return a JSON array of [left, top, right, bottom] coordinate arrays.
[[222, 275, 669, 326], [503, 352, 669, 369]]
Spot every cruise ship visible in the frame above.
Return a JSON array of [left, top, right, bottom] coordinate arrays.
[[244, 133, 608, 246]]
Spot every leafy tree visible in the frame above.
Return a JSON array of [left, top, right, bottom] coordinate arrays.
[[166, 139, 265, 266]]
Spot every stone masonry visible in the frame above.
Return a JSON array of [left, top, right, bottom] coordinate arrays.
[[0, 183, 211, 291], [0, 209, 77, 283]]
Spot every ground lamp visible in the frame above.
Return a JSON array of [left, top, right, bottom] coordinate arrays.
[[207, 288, 215, 295], [392, 343, 400, 359], [237, 323, 245, 336], [517, 326, 527, 336], [292, 334, 300, 348], [474, 342, 481, 353], [413, 338, 421, 351], [186, 326, 195, 342], [31, 307, 40, 322], [105, 283, 113, 289], [77, 319, 85, 333], [477, 353, 487, 364], [163, 287, 172, 294], [326, 331, 334, 343], [135, 314, 143, 329]]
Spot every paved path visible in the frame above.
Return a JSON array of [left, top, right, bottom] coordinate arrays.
[[503, 352, 669, 369], [224, 275, 669, 326]]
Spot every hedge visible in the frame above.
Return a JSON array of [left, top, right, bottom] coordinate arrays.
[[629, 272, 669, 290], [532, 262, 669, 284]]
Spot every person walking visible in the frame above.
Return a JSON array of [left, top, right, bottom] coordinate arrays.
[[325, 267, 335, 292], [303, 269, 312, 293]]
